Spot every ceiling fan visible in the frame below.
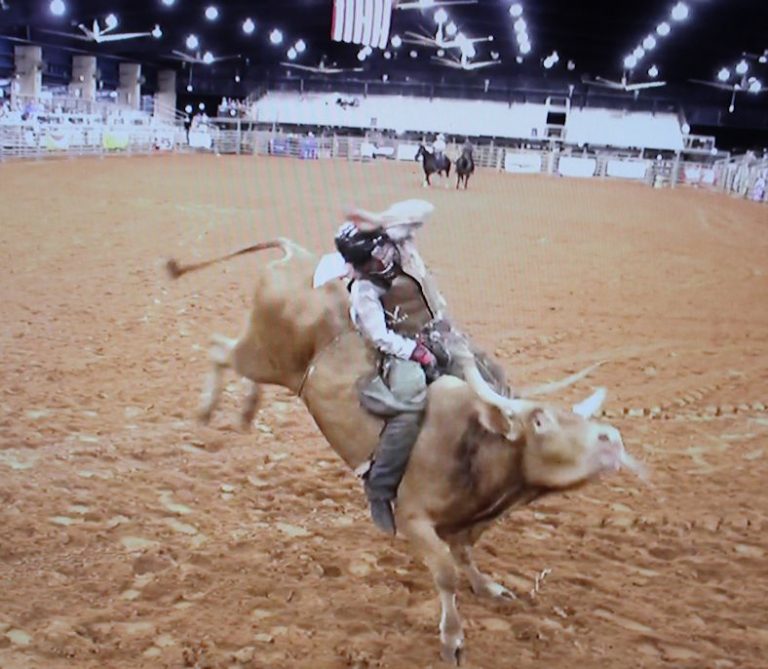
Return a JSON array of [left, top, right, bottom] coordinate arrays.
[[168, 50, 241, 65], [40, 18, 153, 44], [279, 61, 364, 74], [581, 73, 667, 92], [689, 76, 763, 113], [432, 52, 500, 71]]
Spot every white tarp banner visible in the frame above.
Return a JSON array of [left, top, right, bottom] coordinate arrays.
[[606, 159, 650, 180], [189, 130, 213, 150], [396, 143, 419, 161], [504, 152, 542, 173], [44, 129, 71, 150], [558, 156, 597, 178]]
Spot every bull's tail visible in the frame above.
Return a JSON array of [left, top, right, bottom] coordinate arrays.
[[165, 237, 306, 280]]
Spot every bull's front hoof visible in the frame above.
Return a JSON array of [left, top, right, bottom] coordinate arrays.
[[440, 639, 464, 666]]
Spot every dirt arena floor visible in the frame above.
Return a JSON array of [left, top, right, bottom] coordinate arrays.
[[1, 154, 767, 669]]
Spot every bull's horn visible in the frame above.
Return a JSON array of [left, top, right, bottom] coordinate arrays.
[[517, 361, 606, 397], [458, 353, 535, 416], [572, 387, 607, 418], [619, 450, 650, 483]]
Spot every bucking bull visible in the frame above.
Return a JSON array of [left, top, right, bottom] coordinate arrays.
[[166, 238, 645, 664]]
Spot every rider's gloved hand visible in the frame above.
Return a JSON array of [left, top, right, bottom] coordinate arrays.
[[410, 342, 437, 368]]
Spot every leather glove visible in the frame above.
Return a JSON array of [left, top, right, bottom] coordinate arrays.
[[410, 342, 437, 368]]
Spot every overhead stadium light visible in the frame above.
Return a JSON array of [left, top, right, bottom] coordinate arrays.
[[186, 34, 199, 50], [643, 35, 657, 50], [567, 59, 575, 70], [288, 47, 297, 60], [520, 42, 531, 54], [295, 39, 306, 53], [199, 103, 206, 111], [681, 123, 690, 134], [383, 50, 392, 59], [162, 0, 175, 6], [624, 54, 638, 69], [105, 13, 118, 29], [514, 18, 526, 33], [152, 24, 163, 39], [648, 64, 659, 78], [437, 48, 445, 57], [735, 59, 748, 75], [446, 21, 457, 37], [357, 49, 366, 61], [434, 8, 448, 24], [50, 0, 65, 16], [205, 6, 219, 21], [656, 22, 670, 36], [671, 2, 689, 21], [543, 57, 554, 70], [748, 80, 762, 93], [270, 29, 283, 44], [633, 46, 645, 60], [391, 34, 402, 48], [410, 50, 418, 58], [185, 104, 193, 114], [509, 3, 523, 18], [242, 18, 255, 35], [202, 51, 214, 64], [186, 83, 193, 92], [717, 67, 730, 82], [235, 74, 241, 82]]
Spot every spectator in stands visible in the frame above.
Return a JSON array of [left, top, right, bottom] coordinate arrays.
[[752, 174, 766, 202]]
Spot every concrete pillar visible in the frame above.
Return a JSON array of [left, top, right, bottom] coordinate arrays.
[[118, 63, 141, 109], [69, 55, 97, 102], [13, 45, 43, 101], [153, 70, 177, 119]]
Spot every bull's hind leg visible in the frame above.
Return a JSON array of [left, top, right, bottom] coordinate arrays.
[[400, 518, 465, 665], [197, 334, 236, 424], [240, 381, 263, 431], [449, 542, 516, 602]]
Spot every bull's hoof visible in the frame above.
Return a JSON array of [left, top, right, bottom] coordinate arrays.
[[440, 639, 464, 666], [196, 408, 213, 425], [472, 580, 517, 602]]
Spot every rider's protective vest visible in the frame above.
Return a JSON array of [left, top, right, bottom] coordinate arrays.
[[379, 269, 443, 337]]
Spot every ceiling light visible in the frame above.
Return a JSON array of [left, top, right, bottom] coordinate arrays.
[[656, 22, 670, 36], [671, 2, 688, 21], [184, 104, 193, 114], [186, 84, 193, 92], [270, 29, 283, 45], [550, 50, 559, 64], [357, 50, 366, 61], [514, 18, 526, 33], [288, 47, 297, 60], [49, 0, 65, 16], [199, 103, 205, 111], [748, 80, 762, 93], [543, 57, 554, 70], [520, 42, 531, 54], [295, 39, 306, 53], [382, 74, 389, 82], [736, 59, 748, 75], [152, 24, 162, 39], [567, 59, 575, 70], [391, 34, 402, 48], [648, 64, 659, 78], [437, 48, 445, 57], [643, 35, 657, 50], [633, 46, 645, 60], [446, 21, 457, 36], [717, 68, 730, 81], [383, 50, 391, 59], [235, 74, 241, 82], [186, 34, 199, 50], [410, 50, 418, 58], [491, 51, 499, 60], [760, 55, 767, 64], [681, 123, 690, 133], [434, 8, 448, 25], [105, 13, 118, 29], [202, 51, 214, 64], [242, 18, 255, 35], [162, 0, 175, 6], [516, 55, 523, 63], [509, 3, 523, 18], [205, 6, 219, 21], [624, 54, 638, 69]]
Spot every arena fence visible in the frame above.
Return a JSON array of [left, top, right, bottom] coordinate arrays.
[[2, 116, 764, 204]]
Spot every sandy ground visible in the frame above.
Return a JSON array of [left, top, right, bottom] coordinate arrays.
[[1, 154, 767, 669]]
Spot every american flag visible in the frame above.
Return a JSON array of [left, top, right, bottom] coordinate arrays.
[[331, 0, 395, 50]]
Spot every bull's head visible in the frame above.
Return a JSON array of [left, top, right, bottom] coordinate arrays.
[[462, 353, 647, 490]]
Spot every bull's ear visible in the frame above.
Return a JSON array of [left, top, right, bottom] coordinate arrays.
[[475, 401, 523, 441]]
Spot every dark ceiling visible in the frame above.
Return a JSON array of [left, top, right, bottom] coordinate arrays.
[[1, 1, 766, 82]]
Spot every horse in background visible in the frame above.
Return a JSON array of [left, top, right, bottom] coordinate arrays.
[[455, 146, 475, 190], [415, 144, 451, 188]]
